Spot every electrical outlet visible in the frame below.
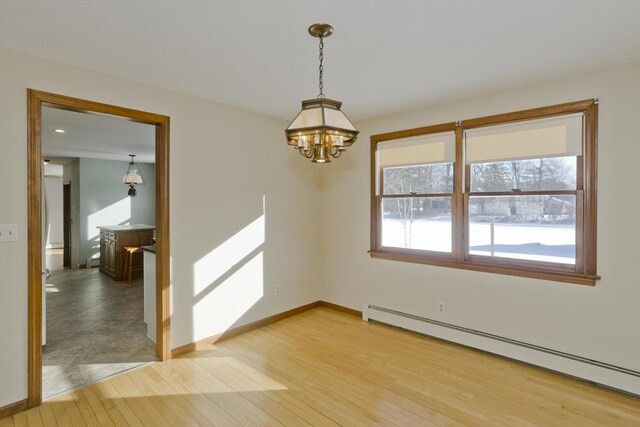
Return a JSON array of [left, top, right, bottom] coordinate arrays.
[[275, 285, 281, 295], [437, 302, 445, 314], [0, 224, 18, 242]]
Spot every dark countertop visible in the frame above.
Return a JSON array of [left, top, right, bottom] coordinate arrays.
[[140, 244, 156, 254], [97, 224, 155, 232]]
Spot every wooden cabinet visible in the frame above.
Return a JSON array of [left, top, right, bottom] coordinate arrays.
[[98, 225, 154, 281], [100, 230, 117, 275]]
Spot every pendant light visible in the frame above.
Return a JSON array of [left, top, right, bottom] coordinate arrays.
[[285, 23, 358, 163], [123, 154, 144, 197]]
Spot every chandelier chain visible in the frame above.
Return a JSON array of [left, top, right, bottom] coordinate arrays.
[[318, 36, 324, 98]]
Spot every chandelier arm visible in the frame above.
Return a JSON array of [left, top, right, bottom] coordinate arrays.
[[298, 147, 314, 159], [329, 147, 343, 158]]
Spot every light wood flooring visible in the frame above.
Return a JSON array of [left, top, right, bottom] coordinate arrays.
[[3, 307, 639, 426]]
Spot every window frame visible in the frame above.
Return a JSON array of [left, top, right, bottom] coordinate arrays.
[[370, 99, 599, 285]]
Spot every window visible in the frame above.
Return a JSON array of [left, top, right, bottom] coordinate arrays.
[[378, 132, 455, 252], [370, 100, 599, 285]]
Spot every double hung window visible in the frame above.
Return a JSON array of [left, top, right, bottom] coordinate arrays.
[[378, 131, 455, 253], [370, 100, 598, 285]]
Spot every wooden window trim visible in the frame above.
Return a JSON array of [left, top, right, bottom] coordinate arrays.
[[370, 99, 599, 286]]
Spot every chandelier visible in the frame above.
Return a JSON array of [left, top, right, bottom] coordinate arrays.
[[285, 23, 359, 163], [123, 154, 144, 197]]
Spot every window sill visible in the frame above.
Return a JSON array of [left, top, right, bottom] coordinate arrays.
[[369, 250, 599, 286]]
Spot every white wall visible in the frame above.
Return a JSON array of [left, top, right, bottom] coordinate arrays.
[[78, 158, 155, 264], [0, 47, 323, 407], [322, 62, 640, 376]]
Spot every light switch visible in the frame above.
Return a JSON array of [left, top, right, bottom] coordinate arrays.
[[0, 224, 19, 242]]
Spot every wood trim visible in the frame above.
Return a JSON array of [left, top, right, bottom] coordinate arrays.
[[318, 301, 362, 317], [468, 190, 577, 197], [171, 301, 322, 358], [453, 126, 464, 261], [465, 253, 576, 273], [155, 114, 171, 361], [371, 122, 457, 143], [376, 169, 383, 253], [380, 193, 453, 199], [575, 190, 585, 273], [378, 193, 453, 200], [462, 192, 471, 260], [575, 152, 586, 272], [461, 99, 595, 129], [464, 163, 471, 193], [30, 90, 167, 124], [0, 399, 28, 420], [378, 246, 455, 261], [583, 102, 598, 276], [370, 137, 378, 252], [370, 251, 598, 285], [26, 89, 171, 408], [27, 89, 43, 408]]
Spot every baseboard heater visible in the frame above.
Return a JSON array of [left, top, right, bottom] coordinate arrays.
[[365, 304, 640, 395], [86, 257, 100, 268]]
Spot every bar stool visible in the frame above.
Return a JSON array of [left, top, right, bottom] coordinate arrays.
[[122, 246, 144, 284]]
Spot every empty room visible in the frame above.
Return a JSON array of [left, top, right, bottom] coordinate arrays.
[[0, 1, 639, 426]]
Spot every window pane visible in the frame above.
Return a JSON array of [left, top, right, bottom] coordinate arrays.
[[469, 195, 576, 264], [382, 197, 452, 252], [470, 156, 576, 192], [383, 163, 454, 195]]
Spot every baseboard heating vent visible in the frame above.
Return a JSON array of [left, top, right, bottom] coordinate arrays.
[[86, 257, 100, 268], [365, 304, 640, 395]]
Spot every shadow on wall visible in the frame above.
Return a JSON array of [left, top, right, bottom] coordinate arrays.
[[86, 197, 132, 260], [183, 196, 267, 345]]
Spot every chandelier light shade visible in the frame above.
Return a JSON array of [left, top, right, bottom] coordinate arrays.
[[286, 23, 358, 163], [123, 154, 144, 197]]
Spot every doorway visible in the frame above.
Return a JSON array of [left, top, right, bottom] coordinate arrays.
[[27, 89, 171, 408], [62, 182, 70, 268]]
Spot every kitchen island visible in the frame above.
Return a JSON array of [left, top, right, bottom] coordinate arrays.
[[98, 225, 155, 281]]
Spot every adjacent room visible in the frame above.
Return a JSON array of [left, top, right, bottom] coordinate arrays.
[[0, 1, 639, 426], [40, 107, 159, 399]]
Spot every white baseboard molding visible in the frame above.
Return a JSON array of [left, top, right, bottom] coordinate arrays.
[[365, 304, 640, 395], [86, 257, 100, 268]]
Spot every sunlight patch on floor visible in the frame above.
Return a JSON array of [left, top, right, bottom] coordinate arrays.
[[45, 283, 60, 293]]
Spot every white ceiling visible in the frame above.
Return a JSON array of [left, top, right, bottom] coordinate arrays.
[[2, 1, 639, 122], [42, 107, 156, 163]]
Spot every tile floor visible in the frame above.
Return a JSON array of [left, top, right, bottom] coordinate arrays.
[[43, 266, 157, 399]]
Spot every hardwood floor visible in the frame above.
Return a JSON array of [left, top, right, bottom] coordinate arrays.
[[3, 307, 639, 426]]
